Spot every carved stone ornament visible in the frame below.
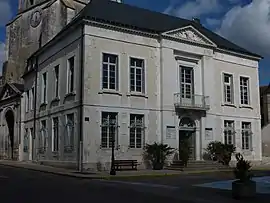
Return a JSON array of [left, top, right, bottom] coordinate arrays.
[[179, 117, 196, 128], [165, 27, 213, 45]]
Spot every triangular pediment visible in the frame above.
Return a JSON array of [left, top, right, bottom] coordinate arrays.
[[162, 26, 216, 47], [0, 83, 21, 101]]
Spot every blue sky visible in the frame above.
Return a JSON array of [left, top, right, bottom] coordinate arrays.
[[0, 0, 269, 85]]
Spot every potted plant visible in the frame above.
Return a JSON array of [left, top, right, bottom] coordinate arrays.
[[232, 153, 256, 199], [143, 142, 174, 170]]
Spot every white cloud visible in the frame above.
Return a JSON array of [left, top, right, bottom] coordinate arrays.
[[0, 0, 12, 26], [164, 0, 223, 19], [218, 0, 270, 57]]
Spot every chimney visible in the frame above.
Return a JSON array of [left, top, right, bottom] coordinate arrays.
[[192, 18, 201, 25]]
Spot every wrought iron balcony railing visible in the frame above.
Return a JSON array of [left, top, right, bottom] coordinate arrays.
[[174, 93, 210, 110]]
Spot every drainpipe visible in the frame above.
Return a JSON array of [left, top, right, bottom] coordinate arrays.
[[78, 23, 85, 172], [159, 35, 164, 143]]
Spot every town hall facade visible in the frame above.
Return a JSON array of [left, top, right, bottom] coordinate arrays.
[[0, 0, 263, 170]]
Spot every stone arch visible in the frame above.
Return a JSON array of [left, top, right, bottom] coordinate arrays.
[[179, 116, 196, 130], [4, 108, 15, 159]]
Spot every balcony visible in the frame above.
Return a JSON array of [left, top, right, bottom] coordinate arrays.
[[174, 93, 210, 110]]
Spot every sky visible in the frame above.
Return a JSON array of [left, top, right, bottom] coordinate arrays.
[[0, 0, 269, 85]]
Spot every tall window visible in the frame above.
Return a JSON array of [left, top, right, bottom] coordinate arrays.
[[224, 120, 235, 145], [101, 112, 118, 148], [65, 114, 74, 152], [130, 58, 145, 93], [180, 66, 193, 99], [54, 65, 59, 98], [31, 87, 35, 110], [67, 57, 74, 93], [23, 129, 29, 152], [41, 72, 47, 103], [242, 122, 252, 150], [102, 53, 118, 90], [129, 114, 144, 148], [52, 117, 59, 152], [223, 74, 233, 103], [39, 120, 47, 152], [26, 91, 30, 112], [240, 77, 250, 105]]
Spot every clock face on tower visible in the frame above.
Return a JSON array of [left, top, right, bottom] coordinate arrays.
[[30, 10, 42, 28]]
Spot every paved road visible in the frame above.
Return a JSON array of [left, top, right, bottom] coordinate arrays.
[[0, 165, 269, 203]]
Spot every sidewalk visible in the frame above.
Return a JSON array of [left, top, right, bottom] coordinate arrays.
[[0, 160, 234, 180]]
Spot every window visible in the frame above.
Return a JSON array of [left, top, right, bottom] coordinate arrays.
[[101, 112, 118, 148], [130, 58, 145, 93], [41, 72, 47, 103], [223, 74, 233, 103], [30, 87, 35, 110], [242, 122, 252, 150], [52, 117, 59, 152], [39, 120, 47, 152], [102, 53, 118, 90], [224, 120, 235, 145], [129, 114, 144, 148], [29, 0, 34, 5], [54, 65, 59, 98], [67, 57, 74, 93], [23, 129, 29, 152], [240, 77, 250, 105], [65, 114, 74, 151], [30, 128, 33, 140], [180, 66, 193, 99], [26, 91, 30, 112]]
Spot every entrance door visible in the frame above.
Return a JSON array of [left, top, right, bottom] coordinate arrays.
[[179, 130, 196, 160], [180, 66, 194, 107]]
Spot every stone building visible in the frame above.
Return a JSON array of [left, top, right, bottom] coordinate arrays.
[[0, 0, 263, 170], [260, 84, 270, 156]]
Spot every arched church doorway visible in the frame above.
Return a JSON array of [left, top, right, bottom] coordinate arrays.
[[5, 110, 15, 160], [179, 117, 196, 160]]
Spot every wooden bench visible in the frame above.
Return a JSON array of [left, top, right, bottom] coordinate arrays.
[[114, 160, 138, 171]]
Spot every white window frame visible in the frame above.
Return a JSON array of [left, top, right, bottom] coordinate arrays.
[[64, 114, 74, 152], [129, 57, 145, 93], [224, 120, 235, 145], [240, 76, 250, 105], [180, 66, 193, 99], [41, 72, 47, 104], [129, 114, 145, 149], [39, 120, 47, 152], [101, 53, 119, 91], [54, 65, 60, 98], [52, 117, 59, 152], [223, 73, 233, 104], [241, 122, 252, 150], [100, 112, 118, 148], [67, 57, 75, 94]]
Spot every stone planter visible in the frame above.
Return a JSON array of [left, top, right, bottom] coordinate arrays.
[[232, 180, 256, 199]]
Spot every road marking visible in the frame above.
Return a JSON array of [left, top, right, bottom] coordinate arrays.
[[96, 179, 179, 189]]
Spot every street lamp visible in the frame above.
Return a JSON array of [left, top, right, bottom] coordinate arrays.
[[110, 119, 117, 175]]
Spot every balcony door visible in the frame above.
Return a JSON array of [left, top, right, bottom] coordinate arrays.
[[180, 66, 194, 106]]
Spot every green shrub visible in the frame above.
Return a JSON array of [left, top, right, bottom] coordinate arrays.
[[234, 153, 253, 182], [205, 141, 236, 165], [143, 142, 174, 170]]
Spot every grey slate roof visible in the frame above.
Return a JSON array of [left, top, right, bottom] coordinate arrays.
[[78, 0, 261, 58]]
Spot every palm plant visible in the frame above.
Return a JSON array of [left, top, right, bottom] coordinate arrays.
[[143, 142, 174, 170]]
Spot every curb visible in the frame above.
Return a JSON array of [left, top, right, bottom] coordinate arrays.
[[0, 162, 234, 180]]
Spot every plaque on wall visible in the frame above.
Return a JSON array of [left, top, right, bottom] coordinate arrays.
[[205, 128, 213, 140], [166, 126, 176, 139]]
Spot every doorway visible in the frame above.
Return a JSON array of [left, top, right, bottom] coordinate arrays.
[[5, 110, 15, 160], [179, 117, 196, 160]]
